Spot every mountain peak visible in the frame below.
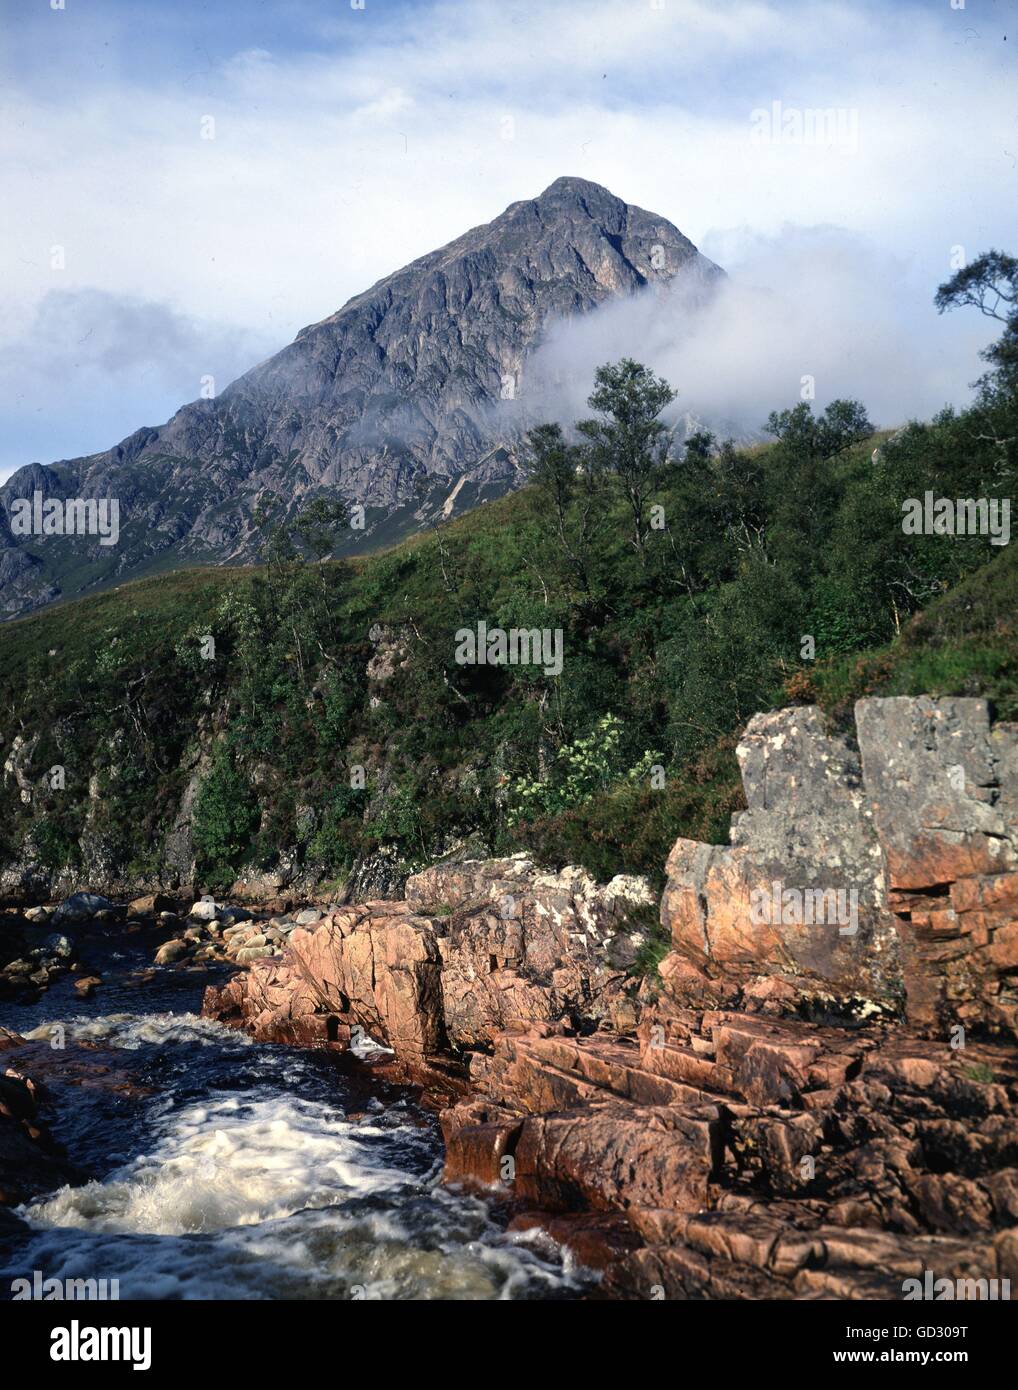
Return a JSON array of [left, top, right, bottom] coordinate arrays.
[[534, 175, 619, 201], [1, 182, 723, 618]]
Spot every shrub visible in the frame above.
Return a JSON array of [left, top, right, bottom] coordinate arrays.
[[192, 745, 260, 888]]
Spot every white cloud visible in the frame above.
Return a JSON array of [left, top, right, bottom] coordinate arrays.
[[516, 225, 999, 437]]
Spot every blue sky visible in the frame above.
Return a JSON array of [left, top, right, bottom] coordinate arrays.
[[2, 0, 1016, 476]]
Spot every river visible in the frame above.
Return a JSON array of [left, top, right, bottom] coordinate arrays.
[[0, 926, 589, 1300]]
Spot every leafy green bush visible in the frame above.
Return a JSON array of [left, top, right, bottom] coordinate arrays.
[[308, 785, 368, 871], [192, 745, 260, 888]]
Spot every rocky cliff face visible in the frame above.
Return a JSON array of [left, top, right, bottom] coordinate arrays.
[[0, 178, 721, 619], [662, 696, 1018, 1039]]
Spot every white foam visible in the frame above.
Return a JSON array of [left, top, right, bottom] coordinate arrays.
[[22, 1011, 253, 1051], [24, 1091, 414, 1235], [12, 1083, 589, 1299], [9, 1008, 590, 1299]]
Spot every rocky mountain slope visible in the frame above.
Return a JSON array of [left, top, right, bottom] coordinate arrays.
[[0, 178, 721, 619]]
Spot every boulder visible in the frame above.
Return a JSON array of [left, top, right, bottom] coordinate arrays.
[[50, 892, 113, 925], [0, 1036, 77, 1205], [204, 901, 448, 1060], [155, 939, 188, 965], [661, 706, 898, 1006], [188, 897, 225, 921], [128, 892, 176, 916]]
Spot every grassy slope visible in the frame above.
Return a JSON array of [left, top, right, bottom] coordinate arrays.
[[804, 540, 1018, 722], [0, 567, 253, 668]]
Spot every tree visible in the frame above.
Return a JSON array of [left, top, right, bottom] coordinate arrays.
[[761, 399, 872, 587], [252, 492, 347, 570], [764, 399, 872, 464], [252, 490, 295, 588], [294, 496, 349, 565], [935, 250, 1018, 327], [192, 743, 259, 889], [524, 423, 598, 598], [527, 423, 576, 515], [936, 249, 1018, 393], [660, 431, 768, 594], [577, 359, 676, 555]]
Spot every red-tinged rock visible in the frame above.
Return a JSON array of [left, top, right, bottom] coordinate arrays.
[[655, 950, 735, 1011], [638, 1032, 728, 1094], [413, 859, 652, 1038], [679, 1209, 784, 1269], [202, 859, 655, 1064], [446, 994, 1018, 1297], [0, 1036, 80, 1206], [203, 902, 449, 1063], [659, 697, 1018, 1040], [127, 893, 177, 916], [605, 1241, 796, 1300], [440, 1098, 522, 1188], [708, 1016, 825, 1107], [507, 1210, 644, 1270], [661, 706, 901, 1008], [995, 1228, 1018, 1283], [905, 1172, 995, 1234], [514, 1102, 724, 1215], [989, 921, 1018, 970], [983, 1168, 1018, 1224], [752, 1113, 825, 1194]]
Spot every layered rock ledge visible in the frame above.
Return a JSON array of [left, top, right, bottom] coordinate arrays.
[[442, 1016, 1018, 1298]]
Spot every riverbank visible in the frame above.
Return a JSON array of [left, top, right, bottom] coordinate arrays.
[[4, 694, 1018, 1301]]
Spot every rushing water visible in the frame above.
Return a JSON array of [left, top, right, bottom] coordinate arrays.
[[0, 930, 589, 1300]]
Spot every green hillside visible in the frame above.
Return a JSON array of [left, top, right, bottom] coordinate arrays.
[[1, 338, 1015, 896]]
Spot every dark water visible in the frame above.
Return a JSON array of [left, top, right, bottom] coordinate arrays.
[[0, 931, 587, 1300]]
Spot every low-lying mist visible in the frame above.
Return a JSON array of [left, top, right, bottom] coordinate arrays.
[[504, 226, 996, 442]]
